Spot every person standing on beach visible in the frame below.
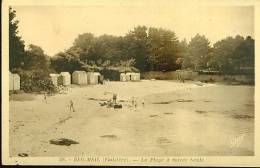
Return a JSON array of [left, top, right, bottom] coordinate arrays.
[[112, 93, 117, 105], [134, 100, 137, 109], [131, 97, 135, 107], [178, 73, 185, 83], [181, 75, 185, 83], [142, 99, 145, 107], [69, 100, 75, 112], [43, 93, 47, 103]]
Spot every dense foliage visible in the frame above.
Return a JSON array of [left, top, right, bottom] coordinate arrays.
[[9, 7, 25, 70], [9, 7, 55, 92], [51, 26, 182, 72], [51, 28, 254, 74]]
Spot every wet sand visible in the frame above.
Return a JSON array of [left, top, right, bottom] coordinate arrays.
[[9, 80, 254, 156]]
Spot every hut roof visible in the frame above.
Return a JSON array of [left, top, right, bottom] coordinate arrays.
[[50, 73, 59, 77], [12, 73, 20, 77], [60, 72, 70, 76], [73, 71, 87, 74]]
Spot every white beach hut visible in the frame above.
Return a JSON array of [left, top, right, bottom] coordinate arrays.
[[126, 72, 133, 81], [87, 72, 101, 84], [60, 72, 71, 86], [12, 73, 20, 90], [131, 73, 137, 81], [87, 72, 96, 85], [126, 72, 139, 81], [9, 72, 13, 91], [72, 71, 88, 85], [49, 73, 60, 86], [120, 73, 126, 82], [134, 73, 141, 81]]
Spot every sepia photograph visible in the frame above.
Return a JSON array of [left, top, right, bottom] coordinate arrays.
[[2, 0, 260, 166]]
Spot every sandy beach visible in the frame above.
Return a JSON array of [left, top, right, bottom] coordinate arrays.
[[9, 80, 254, 156]]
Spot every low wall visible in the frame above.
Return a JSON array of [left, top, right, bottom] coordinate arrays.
[[141, 71, 198, 80], [141, 71, 254, 84]]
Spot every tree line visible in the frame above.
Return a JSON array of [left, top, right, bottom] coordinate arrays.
[[10, 7, 254, 79], [51, 27, 254, 75]]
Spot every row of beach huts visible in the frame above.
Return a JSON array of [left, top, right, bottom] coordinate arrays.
[[49, 71, 101, 86], [50, 71, 141, 86], [9, 71, 141, 91]]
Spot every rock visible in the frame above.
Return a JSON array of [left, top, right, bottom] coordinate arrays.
[[195, 110, 208, 114], [100, 135, 117, 139], [114, 104, 122, 109], [18, 153, 28, 157], [99, 102, 107, 106], [194, 81, 203, 86], [176, 99, 193, 102], [49, 138, 79, 146], [150, 115, 159, 118]]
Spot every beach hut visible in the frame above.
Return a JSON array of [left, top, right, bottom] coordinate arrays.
[[12, 73, 20, 90], [126, 72, 133, 81], [126, 72, 140, 81], [87, 72, 101, 84], [87, 72, 96, 85], [131, 73, 137, 81], [120, 73, 126, 82], [9, 72, 13, 91], [133, 73, 140, 81], [72, 71, 88, 85], [60, 72, 71, 86], [49, 74, 60, 86]]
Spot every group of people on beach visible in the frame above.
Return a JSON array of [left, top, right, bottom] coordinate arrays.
[[112, 93, 145, 109], [130, 96, 145, 109], [42, 87, 145, 113], [68, 92, 144, 111]]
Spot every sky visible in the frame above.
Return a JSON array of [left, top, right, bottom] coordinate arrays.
[[12, 3, 254, 56]]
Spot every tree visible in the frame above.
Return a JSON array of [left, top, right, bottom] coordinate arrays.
[[188, 34, 211, 70], [87, 34, 124, 65], [118, 58, 136, 67], [24, 44, 50, 71], [177, 39, 190, 69], [123, 26, 148, 71], [50, 50, 83, 73], [9, 7, 25, 70], [212, 35, 247, 74], [234, 36, 254, 68], [73, 33, 95, 63], [147, 27, 179, 71]]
